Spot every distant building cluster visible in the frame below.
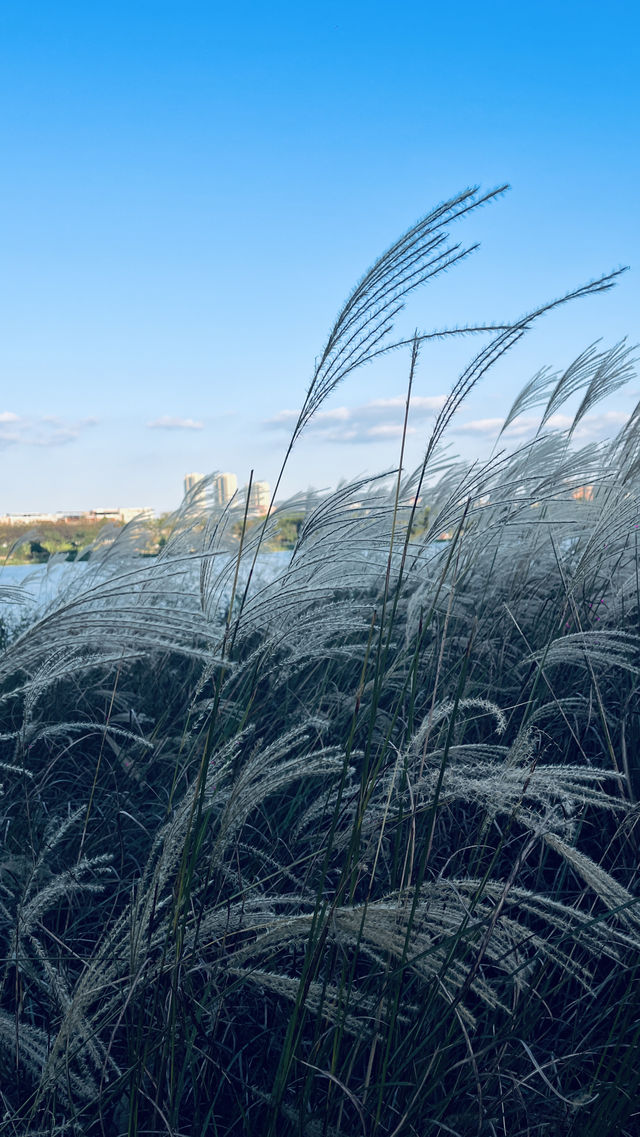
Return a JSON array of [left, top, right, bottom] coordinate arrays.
[[183, 473, 270, 515], [1, 473, 273, 528], [0, 507, 154, 526]]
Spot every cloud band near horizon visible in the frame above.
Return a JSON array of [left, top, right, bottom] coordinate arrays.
[[265, 397, 631, 445], [147, 416, 204, 430]]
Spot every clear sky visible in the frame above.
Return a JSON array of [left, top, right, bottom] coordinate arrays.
[[1, 0, 638, 513]]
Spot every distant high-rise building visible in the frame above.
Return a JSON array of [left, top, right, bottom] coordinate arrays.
[[183, 472, 239, 511], [248, 480, 270, 515], [184, 472, 205, 497], [212, 472, 238, 507]]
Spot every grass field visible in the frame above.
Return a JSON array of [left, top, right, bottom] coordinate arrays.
[[1, 188, 639, 1136]]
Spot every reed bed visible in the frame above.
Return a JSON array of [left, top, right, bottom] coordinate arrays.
[[1, 188, 639, 1135]]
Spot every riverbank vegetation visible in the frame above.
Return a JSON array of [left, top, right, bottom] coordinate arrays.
[[0, 510, 320, 565], [1, 187, 639, 1136], [0, 516, 119, 564]]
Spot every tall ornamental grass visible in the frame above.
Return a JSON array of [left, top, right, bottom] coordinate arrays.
[[1, 188, 639, 1136]]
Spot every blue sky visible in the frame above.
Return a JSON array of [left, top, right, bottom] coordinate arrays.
[[1, 0, 638, 512]]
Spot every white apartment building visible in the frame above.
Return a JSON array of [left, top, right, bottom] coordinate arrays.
[[183, 472, 268, 512], [212, 472, 238, 507], [184, 472, 205, 497], [183, 472, 237, 507]]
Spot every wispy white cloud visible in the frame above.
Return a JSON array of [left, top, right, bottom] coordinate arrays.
[[454, 417, 506, 435], [147, 415, 204, 431], [367, 424, 413, 438], [453, 410, 630, 440], [267, 409, 298, 427], [264, 394, 446, 444], [266, 398, 631, 448], [363, 396, 446, 416], [0, 414, 99, 449], [584, 410, 629, 427]]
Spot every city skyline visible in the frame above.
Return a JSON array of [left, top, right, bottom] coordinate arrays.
[[1, 470, 272, 521], [0, 507, 155, 526]]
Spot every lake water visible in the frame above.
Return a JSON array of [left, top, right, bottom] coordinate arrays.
[[0, 553, 293, 632], [1, 562, 73, 618], [2, 563, 50, 583]]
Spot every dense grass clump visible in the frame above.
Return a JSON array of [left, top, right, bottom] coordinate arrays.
[[1, 189, 639, 1135]]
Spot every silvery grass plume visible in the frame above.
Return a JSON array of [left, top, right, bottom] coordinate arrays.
[[0, 807, 114, 1104], [8, 702, 638, 1124], [2, 425, 640, 1133], [0, 191, 639, 1134]]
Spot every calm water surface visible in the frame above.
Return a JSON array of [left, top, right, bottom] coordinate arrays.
[[0, 553, 292, 628]]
